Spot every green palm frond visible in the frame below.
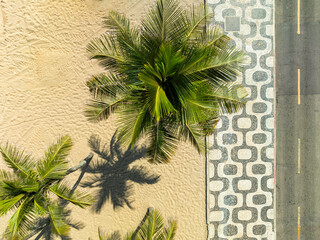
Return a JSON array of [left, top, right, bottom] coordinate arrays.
[[93, 209, 176, 240], [85, 97, 127, 122], [145, 84, 176, 121], [103, 10, 140, 51], [98, 228, 108, 240], [186, 47, 247, 83], [0, 179, 39, 208], [103, 10, 130, 33], [7, 197, 33, 236], [179, 123, 204, 154], [33, 195, 47, 216], [0, 178, 28, 198], [19, 180, 40, 193], [184, 5, 212, 41], [0, 136, 94, 239], [124, 232, 137, 240], [102, 11, 144, 71], [43, 135, 72, 164], [146, 122, 178, 164], [0, 144, 35, 177], [97, 228, 121, 240], [117, 103, 151, 146], [0, 194, 25, 216], [37, 135, 72, 181], [138, 209, 164, 239], [210, 82, 248, 114], [50, 183, 94, 208], [87, 34, 123, 71], [198, 116, 220, 136], [201, 25, 230, 47], [48, 204, 70, 236], [86, 0, 248, 163], [0, 169, 16, 182], [87, 73, 127, 98], [4, 207, 36, 240], [141, 0, 187, 53], [161, 220, 177, 240]]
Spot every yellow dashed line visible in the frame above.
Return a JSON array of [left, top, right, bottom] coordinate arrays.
[[298, 206, 301, 239], [297, 0, 301, 34], [298, 69, 301, 105], [298, 138, 301, 173]]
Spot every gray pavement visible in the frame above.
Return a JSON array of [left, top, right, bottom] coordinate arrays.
[[276, 0, 320, 239]]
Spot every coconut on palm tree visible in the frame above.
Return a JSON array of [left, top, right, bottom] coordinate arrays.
[[92, 208, 176, 240], [85, 0, 248, 163], [0, 135, 94, 239]]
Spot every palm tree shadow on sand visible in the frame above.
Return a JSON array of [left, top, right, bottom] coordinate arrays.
[[30, 210, 84, 240], [82, 133, 160, 212]]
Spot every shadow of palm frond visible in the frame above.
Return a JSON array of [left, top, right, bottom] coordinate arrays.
[[82, 133, 160, 212], [27, 208, 84, 240]]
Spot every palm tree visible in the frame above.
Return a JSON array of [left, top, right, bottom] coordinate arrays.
[[0, 135, 94, 240], [91, 208, 176, 240], [85, 0, 248, 163]]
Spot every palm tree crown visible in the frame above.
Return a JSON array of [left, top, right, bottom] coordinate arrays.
[[86, 0, 248, 163], [0, 136, 94, 239], [93, 208, 176, 240]]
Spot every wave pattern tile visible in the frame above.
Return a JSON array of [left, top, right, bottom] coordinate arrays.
[[207, 0, 274, 239]]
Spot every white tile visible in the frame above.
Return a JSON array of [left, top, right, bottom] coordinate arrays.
[[238, 180, 252, 190], [238, 210, 252, 221], [210, 210, 225, 221], [238, 149, 252, 160], [237, 117, 252, 129], [209, 180, 224, 191]]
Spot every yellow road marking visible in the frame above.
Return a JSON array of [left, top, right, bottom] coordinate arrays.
[[298, 138, 301, 174], [298, 206, 301, 239], [297, 0, 301, 34], [298, 69, 301, 105]]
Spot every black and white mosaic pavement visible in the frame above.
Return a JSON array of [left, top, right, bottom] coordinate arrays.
[[207, 0, 274, 239]]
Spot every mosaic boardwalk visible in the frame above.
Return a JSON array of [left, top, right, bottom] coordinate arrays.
[[207, 0, 274, 239]]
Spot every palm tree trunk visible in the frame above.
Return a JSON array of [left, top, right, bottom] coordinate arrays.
[[70, 153, 94, 193], [131, 207, 154, 238], [66, 152, 94, 175]]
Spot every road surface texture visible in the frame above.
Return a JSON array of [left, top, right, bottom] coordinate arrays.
[[207, 0, 275, 239], [276, 0, 320, 239]]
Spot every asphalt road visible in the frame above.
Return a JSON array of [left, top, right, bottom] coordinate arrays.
[[276, 0, 320, 239]]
